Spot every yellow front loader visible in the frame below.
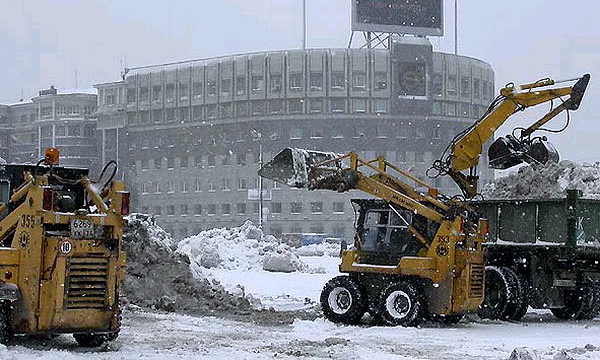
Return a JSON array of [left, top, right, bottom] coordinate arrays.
[[260, 149, 487, 326], [0, 148, 128, 346]]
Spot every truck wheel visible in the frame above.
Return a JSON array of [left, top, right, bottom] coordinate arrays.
[[478, 266, 510, 320], [320, 276, 365, 325], [510, 270, 530, 321], [552, 285, 597, 320], [0, 301, 9, 344], [379, 281, 424, 327], [73, 333, 109, 347], [500, 267, 527, 321]]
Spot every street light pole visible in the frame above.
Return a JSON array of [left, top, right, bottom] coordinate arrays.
[[258, 136, 263, 229]]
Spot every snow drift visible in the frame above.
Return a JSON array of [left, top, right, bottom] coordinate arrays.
[[176, 220, 308, 273], [122, 214, 253, 314], [482, 161, 600, 199]]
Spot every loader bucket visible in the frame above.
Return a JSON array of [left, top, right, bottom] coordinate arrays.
[[566, 73, 590, 110], [489, 137, 559, 169], [488, 137, 525, 170], [258, 148, 342, 188]]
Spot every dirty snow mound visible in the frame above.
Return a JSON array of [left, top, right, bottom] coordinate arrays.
[[177, 220, 307, 273], [123, 214, 253, 313], [482, 161, 600, 199]]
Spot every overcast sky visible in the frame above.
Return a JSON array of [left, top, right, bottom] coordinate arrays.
[[2, 0, 600, 161]]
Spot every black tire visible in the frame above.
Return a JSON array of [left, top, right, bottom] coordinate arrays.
[[0, 301, 10, 345], [320, 276, 366, 325], [379, 281, 424, 327], [73, 333, 109, 347], [510, 270, 529, 321], [478, 266, 510, 320], [431, 314, 463, 325], [500, 267, 526, 321], [551, 285, 597, 320]]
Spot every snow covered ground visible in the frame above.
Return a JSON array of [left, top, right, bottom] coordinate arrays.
[[2, 254, 600, 359]]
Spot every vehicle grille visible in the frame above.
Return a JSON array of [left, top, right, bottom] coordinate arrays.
[[469, 263, 485, 298], [65, 256, 109, 309]]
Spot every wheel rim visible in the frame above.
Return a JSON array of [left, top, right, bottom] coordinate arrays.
[[328, 287, 352, 314], [385, 290, 411, 319]]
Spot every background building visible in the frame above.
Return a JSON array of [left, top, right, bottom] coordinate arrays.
[[5, 86, 99, 170], [95, 37, 495, 240]]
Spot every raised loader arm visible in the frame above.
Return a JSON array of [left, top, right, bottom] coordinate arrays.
[[431, 74, 590, 198]]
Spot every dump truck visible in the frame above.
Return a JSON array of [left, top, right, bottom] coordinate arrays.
[[260, 149, 487, 326], [474, 189, 600, 320], [0, 148, 128, 346]]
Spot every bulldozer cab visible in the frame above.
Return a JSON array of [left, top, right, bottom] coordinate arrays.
[[353, 199, 429, 265]]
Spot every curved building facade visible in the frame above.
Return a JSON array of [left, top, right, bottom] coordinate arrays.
[[95, 37, 495, 240], [6, 86, 99, 169]]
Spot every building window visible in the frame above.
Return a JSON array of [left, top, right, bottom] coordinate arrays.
[[206, 79, 217, 96], [127, 88, 136, 103], [181, 180, 188, 193], [237, 154, 247, 166], [207, 204, 216, 216], [222, 204, 231, 215], [206, 104, 217, 119], [472, 104, 480, 118], [396, 150, 407, 163], [166, 108, 175, 123], [310, 128, 323, 139], [290, 128, 302, 140], [208, 180, 215, 192], [289, 99, 304, 114], [352, 99, 367, 113], [166, 83, 175, 101], [152, 109, 163, 123], [253, 202, 260, 214], [142, 182, 150, 194], [271, 202, 281, 214], [193, 81, 203, 98], [352, 126, 365, 138], [461, 77, 470, 96], [154, 158, 162, 170], [236, 102, 248, 117], [238, 178, 247, 190], [473, 78, 480, 99], [236, 76, 246, 95], [193, 106, 203, 121], [309, 98, 323, 113], [374, 71, 387, 91], [373, 99, 387, 114], [141, 159, 148, 170], [310, 72, 323, 91], [290, 202, 302, 214], [432, 124, 441, 139], [179, 82, 189, 101], [446, 102, 457, 116], [180, 204, 188, 216], [432, 74, 443, 97], [289, 73, 302, 91], [331, 99, 345, 113], [461, 103, 470, 117], [333, 202, 344, 214], [180, 156, 188, 169], [207, 154, 215, 167], [167, 157, 174, 169], [194, 204, 202, 215], [352, 72, 366, 89], [432, 102, 442, 115], [167, 180, 174, 193], [153, 206, 161, 216], [139, 87, 149, 102], [251, 75, 264, 92], [236, 203, 246, 215], [270, 75, 282, 93], [398, 63, 426, 96], [139, 111, 150, 124], [220, 103, 233, 118], [251, 101, 265, 116], [153, 181, 161, 194], [447, 75, 457, 95], [331, 71, 345, 90], [222, 179, 231, 191], [221, 78, 232, 96], [195, 179, 202, 192], [310, 202, 323, 214], [269, 99, 283, 114], [166, 205, 175, 216]]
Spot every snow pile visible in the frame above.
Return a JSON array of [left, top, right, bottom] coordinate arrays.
[[177, 220, 307, 273], [296, 242, 341, 257], [482, 161, 600, 199], [122, 214, 253, 314]]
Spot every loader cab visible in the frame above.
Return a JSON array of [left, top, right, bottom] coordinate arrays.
[[352, 199, 424, 265]]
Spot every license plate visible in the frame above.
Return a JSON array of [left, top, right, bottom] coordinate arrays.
[[70, 219, 94, 239]]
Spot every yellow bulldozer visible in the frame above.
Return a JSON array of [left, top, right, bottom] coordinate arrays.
[[0, 148, 128, 346]]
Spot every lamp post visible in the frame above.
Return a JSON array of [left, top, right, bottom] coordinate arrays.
[[252, 130, 263, 228]]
